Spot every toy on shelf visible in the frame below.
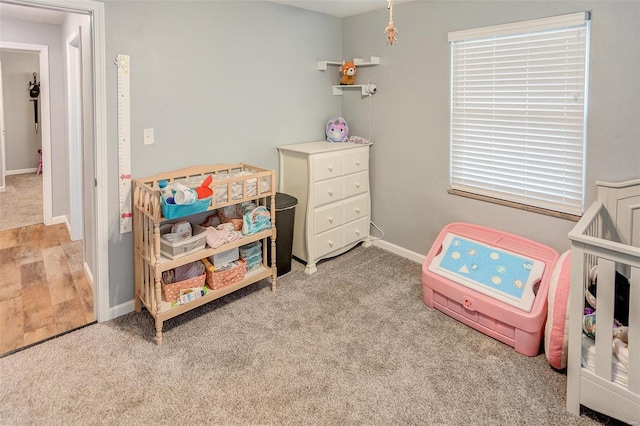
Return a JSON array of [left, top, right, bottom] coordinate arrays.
[[326, 117, 349, 142], [340, 61, 357, 85]]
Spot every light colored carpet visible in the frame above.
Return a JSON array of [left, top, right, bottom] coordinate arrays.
[[0, 246, 621, 425], [0, 173, 43, 230]]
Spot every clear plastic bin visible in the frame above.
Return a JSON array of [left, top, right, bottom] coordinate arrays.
[[239, 241, 262, 258]]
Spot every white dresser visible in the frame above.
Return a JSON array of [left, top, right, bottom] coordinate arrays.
[[278, 141, 372, 274]]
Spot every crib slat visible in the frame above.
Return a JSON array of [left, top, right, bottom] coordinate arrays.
[[594, 259, 615, 381], [629, 266, 639, 394]]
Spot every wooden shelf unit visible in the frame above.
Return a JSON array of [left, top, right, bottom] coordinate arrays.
[[133, 163, 277, 345]]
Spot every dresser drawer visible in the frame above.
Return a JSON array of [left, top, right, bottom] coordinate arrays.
[[343, 194, 369, 223], [315, 227, 344, 258], [343, 149, 369, 175], [344, 217, 369, 246], [314, 203, 343, 235], [343, 171, 368, 199], [314, 178, 344, 207], [313, 154, 344, 182]]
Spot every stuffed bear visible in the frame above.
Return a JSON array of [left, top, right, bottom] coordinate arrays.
[[340, 61, 357, 85], [326, 117, 349, 142]]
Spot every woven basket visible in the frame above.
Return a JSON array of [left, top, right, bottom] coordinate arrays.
[[203, 258, 246, 290], [161, 272, 206, 303], [218, 211, 243, 231]]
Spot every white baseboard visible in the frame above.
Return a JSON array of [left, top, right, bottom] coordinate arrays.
[[83, 261, 94, 291], [6, 168, 38, 175], [109, 300, 135, 321], [107, 241, 425, 322], [50, 215, 66, 225], [373, 239, 426, 264], [64, 216, 72, 235]]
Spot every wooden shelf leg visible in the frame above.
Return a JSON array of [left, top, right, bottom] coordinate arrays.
[[154, 277, 162, 345], [155, 318, 163, 346]]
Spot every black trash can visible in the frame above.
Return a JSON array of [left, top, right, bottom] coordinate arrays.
[[266, 192, 298, 276]]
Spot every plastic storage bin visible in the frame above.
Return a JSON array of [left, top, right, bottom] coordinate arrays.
[[160, 224, 208, 259], [240, 241, 262, 258], [161, 196, 211, 220]]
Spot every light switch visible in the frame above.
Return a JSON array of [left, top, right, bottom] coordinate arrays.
[[144, 128, 154, 145]]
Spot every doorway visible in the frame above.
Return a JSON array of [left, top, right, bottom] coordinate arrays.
[[1, 0, 110, 327], [0, 43, 52, 226], [0, 33, 91, 355]]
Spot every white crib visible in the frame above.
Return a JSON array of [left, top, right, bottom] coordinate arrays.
[[567, 179, 640, 425]]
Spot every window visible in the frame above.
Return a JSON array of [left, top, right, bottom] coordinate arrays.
[[449, 12, 590, 218]]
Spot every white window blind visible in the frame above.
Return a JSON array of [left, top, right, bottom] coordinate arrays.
[[449, 12, 590, 216]]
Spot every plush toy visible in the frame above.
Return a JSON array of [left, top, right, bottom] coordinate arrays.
[[326, 117, 349, 142], [340, 61, 357, 85]]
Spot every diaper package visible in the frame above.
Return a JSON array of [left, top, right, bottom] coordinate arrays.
[[242, 206, 271, 235]]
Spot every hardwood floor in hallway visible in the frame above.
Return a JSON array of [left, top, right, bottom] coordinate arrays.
[[0, 223, 95, 356]]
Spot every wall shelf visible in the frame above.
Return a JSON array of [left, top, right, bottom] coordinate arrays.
[[317, 56, 380, 71], [318, 56, 380, 95], [332, 85, 373, 96]]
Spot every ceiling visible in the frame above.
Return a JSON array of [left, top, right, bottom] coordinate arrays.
[[271, 0, 414, 18], [0, 1, 412, 24], [0, 2, 68, 24]]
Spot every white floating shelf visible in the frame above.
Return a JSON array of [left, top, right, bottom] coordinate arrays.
[[317, 56, 380, 71], [317, 60, 342, 71], [353, 56, 380, 67], [332, 85, 375, 96]]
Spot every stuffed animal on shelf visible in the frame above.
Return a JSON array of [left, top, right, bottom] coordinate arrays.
[[340, 60, 357, 85], [326, 117, 349, 142]]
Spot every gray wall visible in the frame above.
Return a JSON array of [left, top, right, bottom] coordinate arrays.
[[0, 18, 69, 217], [0, 50, 41, 171], [104, 1, 342, 306], [342, 1, 640, 256]]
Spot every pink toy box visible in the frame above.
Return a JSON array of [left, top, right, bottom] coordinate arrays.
[[422, 223, 558, 356]]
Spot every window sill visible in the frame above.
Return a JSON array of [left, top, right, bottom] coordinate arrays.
[[447, 189, 581, 222]]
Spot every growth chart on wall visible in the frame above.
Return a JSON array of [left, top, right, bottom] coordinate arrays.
[[116, 54, 132, 234]]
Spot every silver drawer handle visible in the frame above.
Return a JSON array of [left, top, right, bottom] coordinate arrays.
[[355, 207, 360, 214], [328, 189, 334, 196], [328, 240, 334, 247], [328, 216, 334, 223]]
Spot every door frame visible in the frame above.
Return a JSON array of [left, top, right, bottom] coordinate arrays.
[[0, 60, 5, 192], [15, 0, 110, 322], [66, 30, 83, 242]]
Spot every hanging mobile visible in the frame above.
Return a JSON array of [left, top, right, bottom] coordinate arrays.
[[385, 0, 398, 45], [29, 72, 40, 134]]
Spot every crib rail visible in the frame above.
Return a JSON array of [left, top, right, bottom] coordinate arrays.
[[567, 200, 640, 423]]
